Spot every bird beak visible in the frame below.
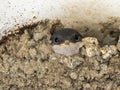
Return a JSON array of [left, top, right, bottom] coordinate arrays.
[[61, 40, 73, 46], [64, 40, 70, 45]]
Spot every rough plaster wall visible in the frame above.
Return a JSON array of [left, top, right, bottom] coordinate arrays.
[[0, 0, 120, 38]]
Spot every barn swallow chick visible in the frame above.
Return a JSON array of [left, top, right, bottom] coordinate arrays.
[[50, 28, 82, 56]]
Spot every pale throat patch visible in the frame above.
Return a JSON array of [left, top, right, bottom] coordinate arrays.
[[52, 42, 80, 56]]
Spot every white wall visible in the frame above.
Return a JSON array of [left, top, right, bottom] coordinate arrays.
[[0, 0, 120, 38]]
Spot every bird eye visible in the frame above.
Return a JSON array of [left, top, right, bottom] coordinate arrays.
[[54, 37, 60, 43], [74, 34, 80, 41]]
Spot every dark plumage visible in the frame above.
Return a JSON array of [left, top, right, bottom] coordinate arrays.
[[50, 28, 82, 45]]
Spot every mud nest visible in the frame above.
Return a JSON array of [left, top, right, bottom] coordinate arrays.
[[0, 19, 120, 90]]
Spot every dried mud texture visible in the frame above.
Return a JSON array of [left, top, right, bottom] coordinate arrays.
[[0, 19, 120, 90]]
